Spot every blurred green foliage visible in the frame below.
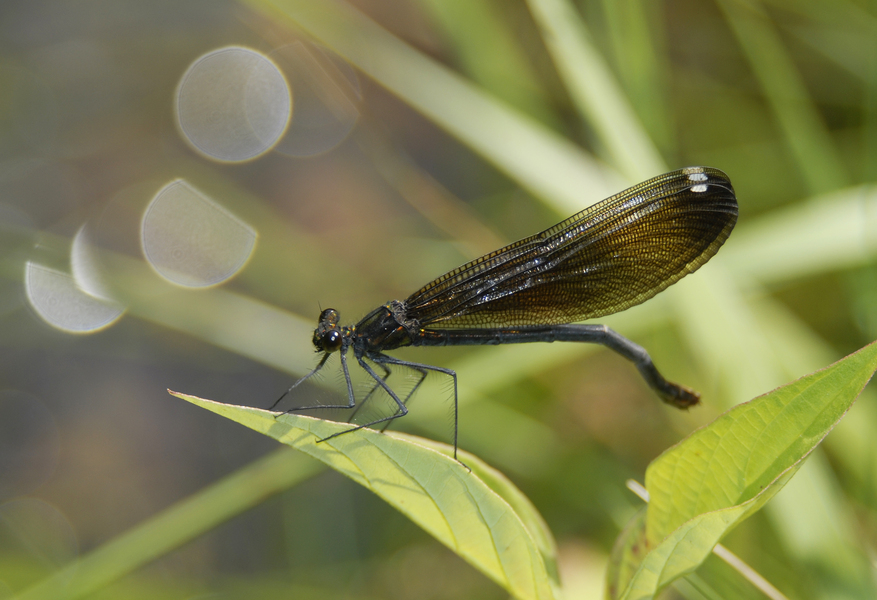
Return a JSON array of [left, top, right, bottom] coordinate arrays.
[[2, 0, 877, 599]]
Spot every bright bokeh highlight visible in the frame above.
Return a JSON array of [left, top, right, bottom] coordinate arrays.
[[176, 46, 291, 162], [24, 262, 125, 333], [141, 179, 257, 287]]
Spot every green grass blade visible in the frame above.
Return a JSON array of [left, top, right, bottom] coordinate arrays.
[[714, 0, 848, 194], [524, 0, 666, 181], [242, 0, 619, 215], [170, 392, 559, 600], [599, 0, 676, 156], [606, 341, 877, 599], [16, 449, 324, 600], [413, 0, 561, 129], [721, 184, 877, 286], [762, 0, 877, 37]]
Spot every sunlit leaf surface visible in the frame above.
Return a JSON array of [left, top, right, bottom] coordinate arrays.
[[171, 391, 559, 600], [607, 341, 877, 599]]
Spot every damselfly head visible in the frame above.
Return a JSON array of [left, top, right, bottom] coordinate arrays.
[[313, 308, 344, 352]]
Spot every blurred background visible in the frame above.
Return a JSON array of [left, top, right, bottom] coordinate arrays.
[[1, 0, 876, 598]]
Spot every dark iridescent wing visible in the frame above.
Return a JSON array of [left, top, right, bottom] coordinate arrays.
[[404, 167, 738, 328]]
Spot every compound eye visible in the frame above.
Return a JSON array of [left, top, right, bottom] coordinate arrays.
[[322, 329, 343, 352], [319, 308, 340, 325]]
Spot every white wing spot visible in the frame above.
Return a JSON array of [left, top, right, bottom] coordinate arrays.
[[691, 184, 708, 193]]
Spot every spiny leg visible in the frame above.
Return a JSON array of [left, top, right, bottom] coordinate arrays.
[[308, 353, 465, 465], [276, 347, 357, 413], [317, 357, 409, 443], [368, 354, 459, 461], [368, 358, 428, 433], [269, 352, 331, 411], [346, 362, 392, 424]]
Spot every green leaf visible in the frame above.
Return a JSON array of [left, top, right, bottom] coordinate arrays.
[[608, 341, 877, 599], [170, 391, 559, 600], [605, 506, 647, 600]]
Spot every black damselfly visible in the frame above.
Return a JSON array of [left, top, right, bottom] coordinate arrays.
[[273, 167, 738, 459]]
